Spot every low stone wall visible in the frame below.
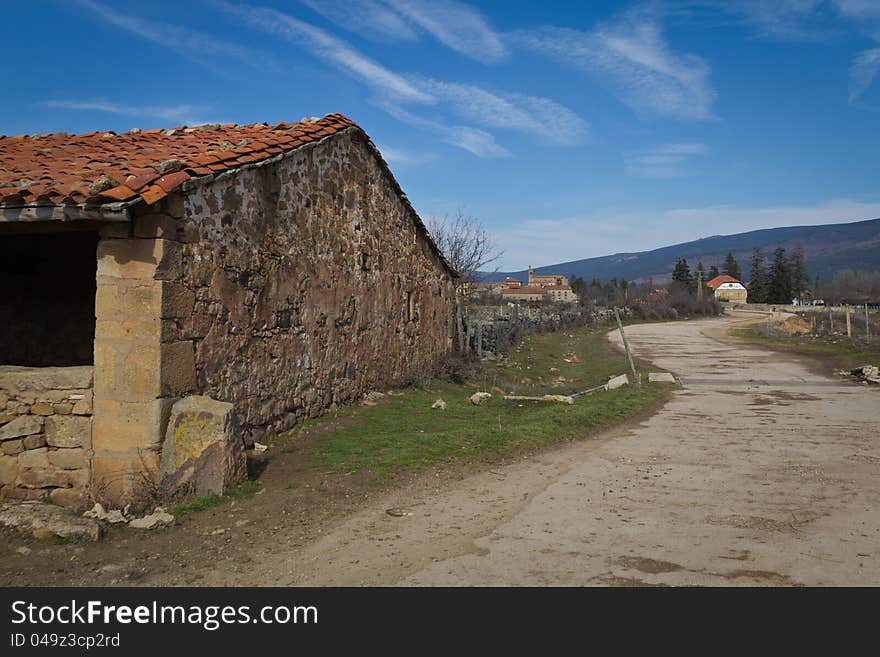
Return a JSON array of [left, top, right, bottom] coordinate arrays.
[[731, 302, 857, 313], [0, 366, 93, 510], [464, 304, 631, 357]]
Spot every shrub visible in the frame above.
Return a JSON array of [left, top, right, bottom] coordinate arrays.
[[667, 292, 722, 316], [432, 350, 483, 384]]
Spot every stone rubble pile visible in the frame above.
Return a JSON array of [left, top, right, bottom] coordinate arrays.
[[849, 365, 880, 385], [83, 502, 174, 530]]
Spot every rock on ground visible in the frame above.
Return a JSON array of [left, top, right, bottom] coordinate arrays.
[[83, 502, 127, 524], [606, 373, 630, 390], [0, 501, 100, 541], [851, 365, 879, 383], [469, 392, 492, 405], [431, 399, 447, 410], [129, 507, 175, 530], [159, 396, 246, 498]]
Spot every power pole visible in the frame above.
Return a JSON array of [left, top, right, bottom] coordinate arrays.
[[697, 270, 703, 298], [845, 304, 852, 339]]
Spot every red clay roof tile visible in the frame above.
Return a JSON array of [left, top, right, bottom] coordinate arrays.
[[155, 171, 190, 193], [140, 185, 167, 205], [126, 172, 161, 191], [706, 274, 742, 289], [98, 184, 138, 201], [0, 113, 357, 208]]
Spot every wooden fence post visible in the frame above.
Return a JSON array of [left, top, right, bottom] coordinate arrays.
[[614, 307, 640, 391]]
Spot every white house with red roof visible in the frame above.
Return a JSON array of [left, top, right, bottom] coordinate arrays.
[[706, 274, 748, 303]]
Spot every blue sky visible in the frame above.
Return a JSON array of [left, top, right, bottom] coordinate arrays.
[[2, 0, 880, 269]]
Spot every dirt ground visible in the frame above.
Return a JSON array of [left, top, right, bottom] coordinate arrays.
[[3, 310, 878, 586]]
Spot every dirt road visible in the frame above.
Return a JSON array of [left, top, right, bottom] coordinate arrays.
[[271, 311, 879, 586], [4, 312, 877, 586]]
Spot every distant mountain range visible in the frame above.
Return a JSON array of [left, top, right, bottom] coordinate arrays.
[[491, 217, 880, 286]]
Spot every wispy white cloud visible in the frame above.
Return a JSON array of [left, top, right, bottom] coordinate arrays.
[[41, 100, 221, 126], [513, 6, 716, 120], [218, 1, 432, 103], [849, 48, 880, 103], [71, 0, 273, 70], [704, 0, 832, 42], [409, 78, 589, 146], [833, 0, 880, 103], [302, 0, 418, 42], [382, 0, 506, 62], [374, 144, 434, 165], [379, 103, 510, 157], [681, 2, 880, 104], [652, 142, 708, 154], [625, 142, 708, 177], [834, 0, 880, 21], [219, 2, 585, 157], [494, 198, 880, 269], [302, 0, 504, 62]]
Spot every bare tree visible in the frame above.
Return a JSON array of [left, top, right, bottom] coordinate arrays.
[[427, 208, 504, 279]]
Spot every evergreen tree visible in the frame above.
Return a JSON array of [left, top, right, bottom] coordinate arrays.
[[723, 251, 741, 280], [708, 264, 720, 279], [790, 245, 809, 301], [570, 275, 587, 305], [602, 279, 617, 301], [748, 248, 768, 303], [767, 247, 792, 304], [672, 258, 693, 293]]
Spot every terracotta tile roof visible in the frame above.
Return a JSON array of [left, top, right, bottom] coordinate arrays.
[[502, 286, 547, 294], [0, 113, 356, 207], [706, 274, 742, 289], [502, 284, 571, 293]]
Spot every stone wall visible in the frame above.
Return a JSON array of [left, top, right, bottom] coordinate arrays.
[[172, 128, 457, 443], [88, 127, 456, 504], [0, 366, 93, 510], [464, 304, 631, 357], [90, 226, 196, 506]]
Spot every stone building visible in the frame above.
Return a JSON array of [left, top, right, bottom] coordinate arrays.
[[0, 113, 458, 508], [527, 267, 568, 287], [500, 284, 576, 304], [706, 275, 748, 303]]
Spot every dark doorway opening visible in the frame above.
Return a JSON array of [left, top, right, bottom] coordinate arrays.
[[0, 230, 98, 366]]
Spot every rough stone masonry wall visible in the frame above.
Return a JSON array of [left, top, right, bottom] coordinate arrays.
[[0, 366, 93, 510], [172, 128, 457, 444], [87, 128, 455, 505]]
